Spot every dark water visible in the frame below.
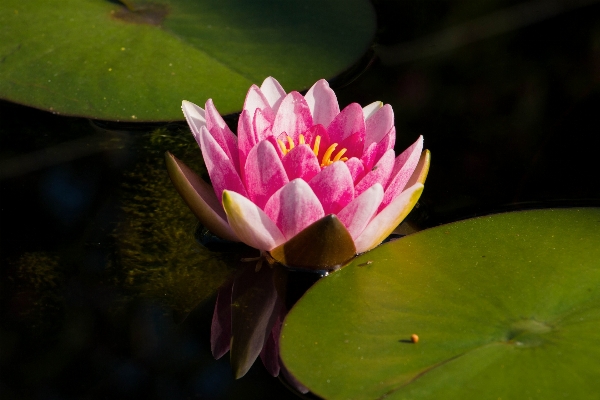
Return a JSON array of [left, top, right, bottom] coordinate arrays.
[[1, 1, 600, 399]]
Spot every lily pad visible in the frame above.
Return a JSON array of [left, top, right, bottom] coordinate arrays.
[[0, 0, 375, 121], [280, 208, 600, 399]]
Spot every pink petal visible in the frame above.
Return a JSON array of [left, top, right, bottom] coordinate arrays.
[[204, 99, 240, 171], [264, 179, 324, 240], [381, 136, 424, 210], [282, 144, 321, 182], [181, 100, 206, 136], [337, 183, 384, 240], [301, 124, 327, 145], [266, 135, 285, 160], [211, 281, 233, 359], [244, 140, 289, 209], [327, 103, 365, 144], [354, 148, 395, 196], [308, 161, 354, 215], [260, 77, 286, 112], [345, 157, 365, 184], [237, 110, 256, 181], [355, 183, 424, 253], [304, 79, 340, 127], [272, 92, 313, 140], [222, 190, 286, 251], [338, 130, 364, 160], [365, 104, 394, 146], [199, 126, 247, 201], [243, 84, 275, 121], [254, 108, 274, 142], [300, 124, 331, 163], [361, 126, 396, 171], [363, 101, 383, 120]]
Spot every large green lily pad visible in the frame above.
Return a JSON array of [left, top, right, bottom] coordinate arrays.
[[280, 208, 600, 399], [0, 0, 375, 121]]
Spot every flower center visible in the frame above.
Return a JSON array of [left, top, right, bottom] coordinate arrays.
[[277, 134, 348, 167]]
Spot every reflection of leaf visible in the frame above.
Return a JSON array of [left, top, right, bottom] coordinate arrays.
[[0, 0, 375, 121], [281, 208, 600, 399], [110, 128, 242, 318]]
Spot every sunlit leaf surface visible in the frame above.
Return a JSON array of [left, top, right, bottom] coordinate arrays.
[[280, 208, 600, 399], [0, 0, 375, 121]]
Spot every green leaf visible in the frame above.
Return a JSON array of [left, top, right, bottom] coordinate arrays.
[[0, 0, 375, 121], [280, 208, 600, 399]]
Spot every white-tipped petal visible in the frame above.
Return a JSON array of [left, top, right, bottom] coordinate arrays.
[[362, 101, 383, 120], [365, 104, 394, 146], [264, 179, 325, 240], [381, 135, 423, 209], [222, 191, 286, 251], [198, 126, 247, 200], [272, 92, 313, 140], [182, 100, 207, 135], [260, 77, 287, 112], [305, 79, 340, 127], [354, 183, 424, 253], [243, 84, 273, 118], [337, 183, 384, 240]]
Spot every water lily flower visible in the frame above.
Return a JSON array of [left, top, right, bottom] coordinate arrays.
[[166, 77, 430, 270]]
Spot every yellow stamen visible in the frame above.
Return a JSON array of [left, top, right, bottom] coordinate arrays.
[[321, 143, 338, 167], [313, 135, 321, 157], [277, 139, 288, 155], [332, 148, 347, 162], [279, 134, 349, 167]]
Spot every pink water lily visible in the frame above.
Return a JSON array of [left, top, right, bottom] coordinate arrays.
[[166, 77, 430, 270]]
